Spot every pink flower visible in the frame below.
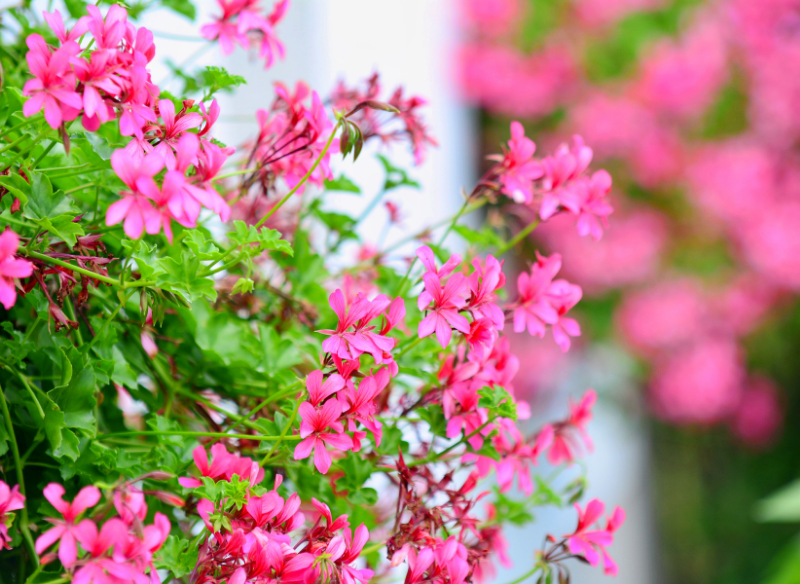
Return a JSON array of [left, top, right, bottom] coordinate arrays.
[[306, 370, 346, 406], [0, 229, 33, 310], [22, 34, 82, 129], [418, 272, 471, 348], [467, 255, 506, 330], [573, 170, 614, 241], [84, 4, 128, 49], [548, 390, 596, 465], [293, 400, 352, 474], [650, 337, 744, 425], [105, 150, 166, 240], [465, 318, 498, 361], [539, 135, 593, 220], [70, 51, 117, 129], [498, 121, 544, 204], [152, 99, 203, 170], [43, 9, 88, 44], [564, 499, 625, 576], [179, 443, 263, 488], [617, 279, 706, 356], [337, 524, 374, 584], [341, 369, 387, 448], [417, 245, 462, 279], [35, 483, 101, 567], [513, 253, 560, 337], [318, 290, 399, 363], [730, 376, 783, 449], [0, 481, 25, 550], [546, 279, 583, 352]]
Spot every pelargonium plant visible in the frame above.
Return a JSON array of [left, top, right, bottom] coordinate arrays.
[[0, 2, 623, 583]]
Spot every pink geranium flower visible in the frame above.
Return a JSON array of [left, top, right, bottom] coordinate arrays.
[[418, 272, 470, 348], [498, 121, 544, 204], [0, 481, 25, 550], [22, 34, 82, 129], [294, 400, 352, 474], [35, 483, 101, 567], [0, 229, 34, 310], [564, 499, 625, 576], [105, 150, 165, 240]]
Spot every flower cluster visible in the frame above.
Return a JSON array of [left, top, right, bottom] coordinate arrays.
[[330, 73, 438, 165], [24, 6, 158, 131], [202, 0, 288, 68], [34, 483, 171, 582], [177, 445, 373, 584], [475, 122, 614, 241], [455, 0, 795, 453]]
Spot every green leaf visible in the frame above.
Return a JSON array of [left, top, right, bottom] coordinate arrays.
[[228, 221, 293, 256], [324, 175, 361, 194], [478, 386, 517, 421], [36, 214, 85, 248], [377, 154, 420, 190], [157, 252, 217, 302], [201, 66, 246, 95], [0, 174, 30, 205], [156, 536, 200, 578], [83, 130, 115, 160], [258, 324, 302, 374], [455, 225, 505, 249], [418, 405, 448, 438], [160, 0, 197, 20], [232, 277, 255, 295], [24, 174, 75, 220]]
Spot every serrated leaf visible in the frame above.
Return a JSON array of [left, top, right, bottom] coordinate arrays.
[[0, 174, 30, 205], [24, 174, 75, 220], [155, 536, 199, 578], [37, 215, 85, 248]]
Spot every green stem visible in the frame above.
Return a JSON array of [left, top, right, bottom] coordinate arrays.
[[213, 167, 260, 182], [96, 430, 300, 441], [7, 367, 44, 422], [254, 122, 341, 229], [0, 114, 40, 139], [0, 381, 39, 566], [259, 389, 304, 467], [29, 140, 57, 171], [48, 166, 102, 180], [24, 250, 120, 287], [0, 132, 32, 155], [497, 219, 539, 255], [85, 292, 128, 352], [33, 162, 92, 173]]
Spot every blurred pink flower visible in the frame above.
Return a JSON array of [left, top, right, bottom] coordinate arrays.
[[730, 376, 782, 449], [538, 209, 667, 294], [617, 279, 706, 356], [650, 337, 745, 424], [458, 0, 522, 37]]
